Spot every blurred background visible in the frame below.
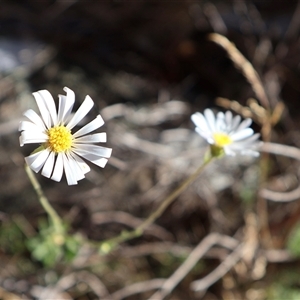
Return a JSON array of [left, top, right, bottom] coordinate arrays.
[[1, 0, 300, 299]]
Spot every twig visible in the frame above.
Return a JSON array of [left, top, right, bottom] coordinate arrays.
[[203, 2, 227, 34], [32, 271, 112, 300], [92, 211, 173, 241], [262, 249, 294, 263], [208, 33, 270, 109], [261, 142, 300, 160], [111, 279, 166, 300], [147, 233, 239, 300], [260, 142, 300, 202], [73, 271, 111, 299], [190, 243, 244, 292], [120, 242, 192, 258]]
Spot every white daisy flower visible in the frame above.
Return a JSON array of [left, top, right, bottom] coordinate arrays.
[[19, 87, 112, 185], [191, 108, 261, 157]]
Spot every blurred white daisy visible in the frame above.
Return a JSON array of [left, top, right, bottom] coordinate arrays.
[[191, 109, 261, 157], [19, 87, 112, 185]]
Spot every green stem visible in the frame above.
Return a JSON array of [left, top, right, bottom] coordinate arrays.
[[25, 164, 63, 233], [100, 155, 215, 252]]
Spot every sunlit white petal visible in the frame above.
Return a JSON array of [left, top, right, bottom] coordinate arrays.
[[236, 118, 252, 131], [19, 120, 42, 132], [225, 111, 232, 127], [66, 95, 94, 130], [62, 154, 78, 185], [33, 90, 58, 128], [204, 109, 216, 132], [230, 115, 242, 132], [66, 153, 85, 181], [58, 87, 75, 124], [73, 144, 112, 158], [51, 153, 64, 182], [230, 128, 254, 141], [69, 152, 90, 174], [25, 150, 50, 173], [20, 132, 48, 146], [74, 133, 107, 144], [73, 115, 104, 138], [215, 112, 225, 131], [191, 113, 209, 132], [73, 152, 108, 168], [23, 109, 47, 130], [41, 151, 55, 178]]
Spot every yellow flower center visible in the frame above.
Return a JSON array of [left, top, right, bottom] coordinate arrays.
[[213, 132, 232, 147], [47, 126, 73, 153]]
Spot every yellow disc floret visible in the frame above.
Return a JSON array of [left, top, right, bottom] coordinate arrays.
[[213, 132, 232, 147], [47, 126, 73, 153]]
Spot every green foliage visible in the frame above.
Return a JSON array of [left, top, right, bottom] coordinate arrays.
[[26, 219, 82, 267], [239, 187, 255, 206], [267, 269, 300, 300], [287, 222, 300, 257], [268, 284, 300, 300], [148, 252, 204, 278], [0, 220, 26, 254], [238, 166, 260, 207]]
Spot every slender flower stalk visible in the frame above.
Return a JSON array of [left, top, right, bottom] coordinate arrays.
[[25, 164, 63, 234], [99, 155, 214, 253], [19, 87, 112, 185]]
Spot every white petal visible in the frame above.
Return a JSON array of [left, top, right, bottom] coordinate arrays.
[[230, 115, 242, 132], [228, 141, 260, 156], [204, 109, 216, 132], [25, 149, 50, 173], [236, 118, 252, 131], [229, 135, 261, 153], [191, 113, 210, 132], [41, 151, 55, 178], [69, 151, 90, 174], [19, 120, 41, 132], [51, 153, 64, 182], [33, 90, 58, 128], [19, 136, 24, 147], [62, 154, 78, 185], [58, 87, 75, 124], [66, 95, 94, 130], [90, 157, 108, 168], [74, 132, 107, 143], [232, 133, 260, 147], [73, 144, 112, 158], [215, 112, 225, 132], [66, 153, 85, 181], [74, 151, 108, 168], [20, 131, 48, 145], [224, 147, 236, 156], [73, 115, 104, 138], [23, 109, 47, 130], [195, 128, 212, 142], [225, 111, 232, 126], [231, 128, 254, 141]]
